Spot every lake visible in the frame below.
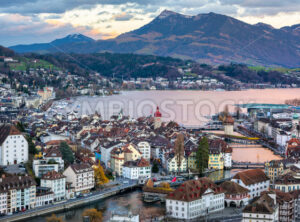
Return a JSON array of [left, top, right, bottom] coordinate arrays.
[[50, 88, 300, 126]]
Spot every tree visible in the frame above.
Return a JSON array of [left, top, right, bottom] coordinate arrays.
[[93, 163, 109, 186], [174, 134, 185, 174], [26, 135, 38, 155], [82, 208, 103, 222], [196, 137, 209, 174], [16, 122, 26, 132], [59, 142, 74, 164], [46, 214, 63, 222], [152, 162, 159, 173]]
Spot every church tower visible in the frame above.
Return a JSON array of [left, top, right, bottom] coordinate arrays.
[[224, 115, 234, 135], [154, 106, 162, 129]]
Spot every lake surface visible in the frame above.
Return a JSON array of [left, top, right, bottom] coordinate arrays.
[[50, 88, 300, 126]]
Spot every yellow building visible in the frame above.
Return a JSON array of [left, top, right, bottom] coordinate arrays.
[[208, 153, 224, 170], [187, 151, 197, 171], [264, 160, 284, 182], [110, 147, 124, 176], [110, 143, 142, 176]]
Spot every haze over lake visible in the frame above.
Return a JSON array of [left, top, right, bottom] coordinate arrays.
[[51, 88, 300, 126]]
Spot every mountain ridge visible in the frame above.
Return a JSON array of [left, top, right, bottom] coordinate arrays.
[[9, 10, 300, 67]]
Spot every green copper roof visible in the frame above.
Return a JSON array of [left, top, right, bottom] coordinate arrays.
[[235, 103, 290, 109]]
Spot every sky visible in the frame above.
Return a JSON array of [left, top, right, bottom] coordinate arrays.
[[1, 0, 300, 47]]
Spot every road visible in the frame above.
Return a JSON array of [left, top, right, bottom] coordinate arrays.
[[0, 179, 138, 222]]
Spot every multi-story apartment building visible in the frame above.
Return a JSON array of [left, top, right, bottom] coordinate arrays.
[[0, 175, 36, 214], [41, 171, 66, 201], [100, 142, 123, 168], [0, 124, 28, 165], [165, 154, 187, 173], [242, 192, 278, 222], [208, 139, 232, 170], [232, 169, 270, 199], [275, 190, 295, 222], [122, 158, 151, 180], [265, 160, 284, 183], [110, 144, 142, 176], [136, 141, 151, 160], [187, 150, 197, 171], [166, 178, 224, 220], [275, 172, 300, 192], [33, 159, 59, 178], [35, 187, 54, 207], [43, 147, 64, 170], [63, 163, 94, 194]]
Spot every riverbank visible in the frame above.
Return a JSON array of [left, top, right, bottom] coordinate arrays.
[[1, 180, 138, 222]]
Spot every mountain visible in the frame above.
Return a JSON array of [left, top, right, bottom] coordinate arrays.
[[10, 34, 95, 53], [9, 11, 300, 67], [0, 45, 15, 57]]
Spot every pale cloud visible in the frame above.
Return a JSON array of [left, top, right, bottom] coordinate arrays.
[[0, 0, 300, 46]]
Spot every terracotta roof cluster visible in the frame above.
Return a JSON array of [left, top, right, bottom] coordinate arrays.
[[45, 139, 74, 146], [275, 172, 300, 185], [70, 163, 92, 174], [42, 170, 65, 180], [209, 139, 232, 154], [0, 124, 22, 145], [266, 160, 284, 168], [272, 190, 294, 204], [220, 181, 249, 195], [243, 193, 276, 214], [123, 157, 150, 168], [0, 175, 36, 193], [233, 169, 269, 186], [166, 178, 223, 202], [44, 147, 62, 158]]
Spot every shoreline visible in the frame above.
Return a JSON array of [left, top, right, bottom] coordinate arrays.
[[1, 182, 138, 222]]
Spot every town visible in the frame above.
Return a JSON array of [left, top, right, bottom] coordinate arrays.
[[0, 2, 300, 221], [0, 79, 300, 222]]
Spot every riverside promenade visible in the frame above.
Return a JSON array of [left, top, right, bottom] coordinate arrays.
[[1, 179, 138, 222]]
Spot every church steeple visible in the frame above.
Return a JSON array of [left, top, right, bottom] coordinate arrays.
[[154, 106, 162, 129]]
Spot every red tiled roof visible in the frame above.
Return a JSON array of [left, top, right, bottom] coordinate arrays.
[[0, 124, 22, 145], [233, 169, 269, 186], [42, 170, 65, 180], [220, 181, 249, 195], [166, 178, 223, 202]]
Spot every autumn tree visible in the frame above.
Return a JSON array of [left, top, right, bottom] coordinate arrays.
[[93, 163, 109, 186], [196, 137, 209, 174], [174, 133, 185, 174], [82, 208, 103, 222], [46, 214, 63, 222]]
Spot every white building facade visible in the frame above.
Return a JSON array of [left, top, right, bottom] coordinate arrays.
[[41, 171, 66, 201], [0, 124, 28, 165], [63, 163, 94, 194], [166, 179, 224, 220]]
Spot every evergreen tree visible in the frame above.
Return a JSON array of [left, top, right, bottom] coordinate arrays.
[[26, 135, 38, 155], [196, 137, 209, 174], [59, 142, 74, 164], [152, 162, 159, 173]]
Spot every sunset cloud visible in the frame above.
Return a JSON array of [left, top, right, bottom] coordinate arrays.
[[0, 0, 299, 46]]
